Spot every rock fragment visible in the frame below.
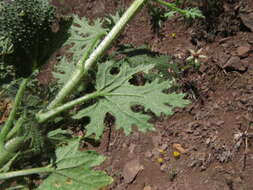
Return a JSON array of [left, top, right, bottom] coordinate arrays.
[[122, 159, 144, 183], [143, 186, 152, 190], [236, 45, 251, 57]]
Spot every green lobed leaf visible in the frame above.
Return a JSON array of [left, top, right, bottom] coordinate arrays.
[[73, 61, 190, 139], [37, 167, 112, 190], [53, 56, 76, 87], [65, 15, 107, 59], [117, 44, 176, 80], [55, 139, 105, 170], [38, 139, 112, 190], [184, 8, 204, 19], [53, 15, 108, 88], [47, 128, 71, 142]]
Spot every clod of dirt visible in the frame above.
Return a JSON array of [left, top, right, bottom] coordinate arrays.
[[236, 45, 251, 57], [223, 56, 247, 72], [239, 12, 253, 32], [122, 159, 144, 184], [143, 185, 152, 190], [172, 143, 187, 154]]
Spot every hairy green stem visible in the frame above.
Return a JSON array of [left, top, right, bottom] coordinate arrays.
[[6, 116, 25, 140], [37, 91, 102, 123], [0, 150, 14, 169], [0, 165, 54, 180], [0, 77, 30, 144], [0, 137, 24, 168], [46, 0, 148, 110], [155, 0, 186, 15], [47, 37, 101, 110]]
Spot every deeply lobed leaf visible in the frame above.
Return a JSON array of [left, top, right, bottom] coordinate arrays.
[[65, 15, 107, 59], [38, 139, 112, 190], [73, 61, 190, 139], [55, 140, 105, 170], [38, 167, 112, 190]]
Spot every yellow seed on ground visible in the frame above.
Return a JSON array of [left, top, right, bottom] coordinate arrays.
[[157, 158, 164, 163], [173, 151, 181, 158], [158, 149, 166, 154], [171, 33, 176, 38]]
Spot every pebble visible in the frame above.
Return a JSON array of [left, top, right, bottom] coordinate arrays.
[[237, 45, 251, 57], [122, 159, 144, 183], [143, 186, 152, 190]]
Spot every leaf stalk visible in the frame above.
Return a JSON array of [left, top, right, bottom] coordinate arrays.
[[0, 165, 54, 180], [47, 37, 101, 110], [37, 91, 103, 123], [0, 77, 30, 144]]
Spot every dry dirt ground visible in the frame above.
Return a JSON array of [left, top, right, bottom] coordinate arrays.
[[44, 0, 253, 189]]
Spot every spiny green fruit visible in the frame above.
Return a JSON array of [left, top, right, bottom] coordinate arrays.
[[0, 0, 55, 76]]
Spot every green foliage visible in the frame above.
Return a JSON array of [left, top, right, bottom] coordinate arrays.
[[117, 44, 178, 80], [0, 61, 16, 84], [53, 57, 76, 87], [65, 15, 107, 59], [0, 0, 71, 76], [0, 0, 54, 48], [38, 139, 113, 190], [104, 11, 123, 30], [53, 15, 107, 89], [148, 0, 204, 32], [0, 36, 15, 84], [73, 61, 190, 139], [147, 4, 168, 32], [0, 0, 54, 75], [184, 7, 204, 19]]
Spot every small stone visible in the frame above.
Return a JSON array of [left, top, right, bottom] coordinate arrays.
[[172, 143, 187, 153], [123, 159, 144, 183], [240, 12, 253, 32], [237, 45, 251, 57], [143, 186, 152, 190]]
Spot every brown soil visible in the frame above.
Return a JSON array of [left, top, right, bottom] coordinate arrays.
[[44, 0, 253, 189]]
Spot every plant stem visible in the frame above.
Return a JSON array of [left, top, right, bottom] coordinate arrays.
[[47, 37, 101, 110], [37, 91, 102, 123], [0, 137, 24, 168], [0, 77, 30, 144], [0, 149, 15, 169], [6, 116, 25, 140], [155, 0, 186, 15], [46, 0, 148, 110], [0, 165, 54, 180]]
